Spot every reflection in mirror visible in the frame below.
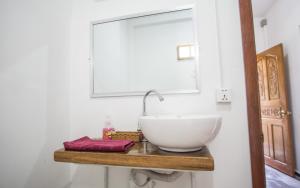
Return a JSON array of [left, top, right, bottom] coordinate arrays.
[[251, 0, 300, 185], [91, 8, 199, 97]]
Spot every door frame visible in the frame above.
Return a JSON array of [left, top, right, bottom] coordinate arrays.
[[239, 0, 266, 188]]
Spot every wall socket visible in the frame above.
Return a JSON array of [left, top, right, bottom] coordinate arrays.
[[216, 88, 232, 103]]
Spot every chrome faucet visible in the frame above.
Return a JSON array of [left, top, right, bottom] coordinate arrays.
[[143, 89, 164, 116]]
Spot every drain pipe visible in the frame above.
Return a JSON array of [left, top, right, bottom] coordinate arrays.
[[130, 169, 183, 187], [190, 172, 196, 188], [130, 170, 197, 188], [104, 167, 108, 188]]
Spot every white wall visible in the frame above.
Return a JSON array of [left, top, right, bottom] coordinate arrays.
[[0, 0, 72, 188], [253, 17, 267, 53], [253, 0, 300, 172], [69, 0, 252, 188]]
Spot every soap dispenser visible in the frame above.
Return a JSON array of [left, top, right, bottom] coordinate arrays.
[[102, 116, 115, 140]]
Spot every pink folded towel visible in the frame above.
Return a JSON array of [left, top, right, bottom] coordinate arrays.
[[63, 136, 135, 152]]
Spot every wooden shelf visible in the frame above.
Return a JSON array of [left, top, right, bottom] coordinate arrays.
[[54, 142, 214, 171]]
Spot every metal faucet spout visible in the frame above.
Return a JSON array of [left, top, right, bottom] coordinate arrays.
[[143, 90, 164, 116]]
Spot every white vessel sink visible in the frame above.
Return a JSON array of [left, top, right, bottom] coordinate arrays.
[[139, 115, 222, 152]]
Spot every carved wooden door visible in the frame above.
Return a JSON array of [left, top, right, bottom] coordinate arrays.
[[257, 44, 295, 176]]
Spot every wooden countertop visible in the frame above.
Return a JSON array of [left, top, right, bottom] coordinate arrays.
[[54, 142, 214, 171]]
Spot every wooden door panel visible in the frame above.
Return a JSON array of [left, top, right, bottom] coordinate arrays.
[[266, 56, 280, 100], [271, 124, 286, 163], [257, 57, 267, 101], [262, 121, 270, 157], [257, 44, 295, 176], [261, 106, 282, 119]]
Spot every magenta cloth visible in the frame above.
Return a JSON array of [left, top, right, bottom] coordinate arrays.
[[63, 136, 135, 152]]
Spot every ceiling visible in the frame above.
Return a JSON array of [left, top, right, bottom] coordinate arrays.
[[252, 0, 277, 17]]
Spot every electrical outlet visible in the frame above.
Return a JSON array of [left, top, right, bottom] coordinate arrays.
[[216, 88, 232, 103]]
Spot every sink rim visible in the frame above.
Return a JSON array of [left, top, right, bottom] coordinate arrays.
[[139, 114, 221, 120]]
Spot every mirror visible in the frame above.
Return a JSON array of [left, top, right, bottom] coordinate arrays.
[[90, 7, 199, 97]]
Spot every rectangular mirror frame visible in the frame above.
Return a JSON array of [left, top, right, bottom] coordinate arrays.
[[89, 5, 200, 98]]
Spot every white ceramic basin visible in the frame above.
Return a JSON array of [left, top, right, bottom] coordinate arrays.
[[139, 115, 222, 152]]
